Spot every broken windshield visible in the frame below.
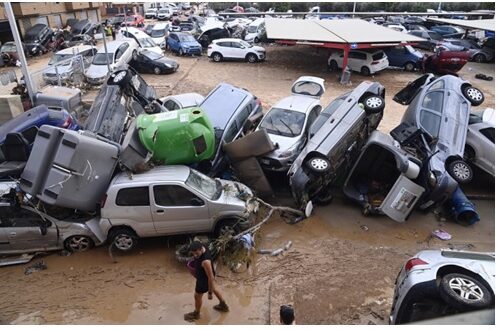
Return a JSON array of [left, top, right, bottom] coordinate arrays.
[[259, 108, 305, 137], [185, 169, 221, 200]]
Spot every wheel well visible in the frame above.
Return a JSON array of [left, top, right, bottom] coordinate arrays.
[[246, 52, 257, 58], [108, 226, 138, 239], [213, 216, 247, 234], [464, 145, 476, 159], [303, 151, 327, 164], [436, 265, 495, 302], [461, 83, 472, 91], [445, 155, 463, 167]]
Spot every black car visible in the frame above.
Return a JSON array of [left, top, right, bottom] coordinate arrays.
[[109, 15, 125, 29], [130, 50, 179, 75], [144, 24, 154, 36], [24, 23, 54, 56], [198, 28, 230, 48], [62, 34, 95, 49], [71, 19, 99, 37]]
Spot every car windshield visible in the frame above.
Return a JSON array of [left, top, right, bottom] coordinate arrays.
[[139, 38, 157, 48], [159, 9, 169, 13], [1, 44, 16, 52], [248, 25, 258, 33], [405, 45, 417, 53], [48, 53, 74, 65], [144, 51, 162, 60], [185, 169, 221, 200], [112, 16, 125, 23], [126, 17, 136, 22], [151, 29, 166, 38], [239, 40, 252, 48], [428, 32, 443, 40], [178, 34, 196, 42], [259, 108, 306, 137], [92, 53, 113, 65]]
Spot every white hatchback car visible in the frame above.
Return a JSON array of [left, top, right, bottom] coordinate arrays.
[[84, 39, 138, 85], [390, 249, 495, 324], [159, 93, 205, 111], [465, 108, 495, 177], [257, 76, 325, 172], [208, 38, 266, 63], [328, 49, 389, 76]]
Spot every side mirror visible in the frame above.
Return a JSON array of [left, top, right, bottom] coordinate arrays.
[[190, 197, 204, 206]]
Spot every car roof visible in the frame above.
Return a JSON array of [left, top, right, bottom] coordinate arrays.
[[213, 38, 245, 43], [153, 23, 169, 29], [112, 165, 191, 185], [97, 40, 128, 52], [56, 45, 95, 55], [122, 27, 149, 38], [273, 95, 319, 113]]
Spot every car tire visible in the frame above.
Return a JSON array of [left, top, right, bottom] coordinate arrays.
[[246, 53, 258, 63], [214, 218, 244, 238], [132, 50, 138, 61], [361, 66, 371, 76], [328, 60, 338, 72], [179, 48, 184, 56], [315, 191, 333, 205], [254, 37, 259, 43], [439, 273, 492, 310], [108, 69, 132, 86], [404, 61, 415, 72], [153, 66, 162, 75], [462, 85, 485, 106], [64, 235, 94, 252], [473, 53, 486, 63], [212, 52, 223, 62], [306, 156, 331, 174], [447, 159, 473, 184], [362, 94, 385, 114], [110, 228, 138, 252]]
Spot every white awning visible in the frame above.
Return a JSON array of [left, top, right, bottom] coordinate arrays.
[[265, 18, 425, 44], [427, 18, 495, 32]]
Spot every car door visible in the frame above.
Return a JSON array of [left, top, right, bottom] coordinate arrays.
[[168, 34, 179, 51], [230, 41, 246, 59], [4, 207, 58, 253], [477, 126, 495, 173], [113, 186, 156, 236], [347, 51, 362, 71], [216, 41, 231, 58], [151, 184, 211, 234]]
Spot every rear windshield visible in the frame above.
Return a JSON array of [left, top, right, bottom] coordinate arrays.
[[151, 29, 166, 38], [200, 85, 247, 129], [372, 52, 385, 61]]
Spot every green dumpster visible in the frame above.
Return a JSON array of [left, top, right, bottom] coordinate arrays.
[[137, 107, 215, 165]]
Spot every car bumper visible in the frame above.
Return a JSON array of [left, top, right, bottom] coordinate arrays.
[[260, 155, 294, 172], [371, 61, 389, 73], [184, 48, 202, 55], [257, 52, 266, 60], [85, 76, 106, 85]]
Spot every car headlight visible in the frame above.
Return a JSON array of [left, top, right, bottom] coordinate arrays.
[[278, 142, 301, 158], [31, 47, 37, 52], [164, 63, 172, 68]]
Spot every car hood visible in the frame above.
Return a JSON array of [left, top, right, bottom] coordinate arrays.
[[85, 64, 109, 78], [44, 65, 71, 75], [156, 57, 178, 67], [144, 46, 163, 55], [267, 133, 301, 154], [215, 179, 258, 211], [251, 46, 265, 52], [182, 40, 201, 47]]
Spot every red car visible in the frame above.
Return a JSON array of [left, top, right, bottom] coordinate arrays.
[[422, 49, 470, 75], [122, 14, 145, 27]]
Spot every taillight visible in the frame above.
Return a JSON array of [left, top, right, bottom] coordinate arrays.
[[62, 116, 73, 128], [101, 194, 107, 208], [405, 258, 428, 272]]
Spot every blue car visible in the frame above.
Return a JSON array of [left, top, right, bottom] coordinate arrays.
[[0, 105, 80, 145], [166, 32, 202, 56], [383, 45, 423, 72]]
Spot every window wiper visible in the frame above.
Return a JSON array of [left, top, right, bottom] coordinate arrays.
[[268, 116, 283, 135], [279, 118, 295, 136]]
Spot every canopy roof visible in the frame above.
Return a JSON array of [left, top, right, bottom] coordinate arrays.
[[427, 18, 495, 32], [265, 18, 425, 44]]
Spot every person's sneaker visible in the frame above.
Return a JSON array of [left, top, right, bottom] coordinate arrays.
[[213, 301, 229, 312], [184, 311, 200, 322]]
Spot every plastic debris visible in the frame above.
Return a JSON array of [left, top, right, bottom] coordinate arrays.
[[24, 260, 47, 275], [432, 229, 452, 241]]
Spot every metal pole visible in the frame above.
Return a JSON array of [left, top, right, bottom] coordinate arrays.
[[4, 2, 36, 104], [352, 2, 356, 18]]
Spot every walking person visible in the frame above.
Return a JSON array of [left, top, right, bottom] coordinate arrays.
[[184, 241, 229, 322]]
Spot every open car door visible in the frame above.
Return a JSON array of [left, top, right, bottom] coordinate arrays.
[[379, 175, 425, 222], [393, 74, 434, 105]]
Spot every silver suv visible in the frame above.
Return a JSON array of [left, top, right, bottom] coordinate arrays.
[[99, 165, 258, 251]]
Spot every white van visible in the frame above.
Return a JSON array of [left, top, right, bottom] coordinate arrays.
[[244, 18, 265, 43], [118, 27, 163, 55], [150, 23, 170, 47]]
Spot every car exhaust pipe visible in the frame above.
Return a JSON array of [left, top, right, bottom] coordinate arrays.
[[448, 186, 480, 226]]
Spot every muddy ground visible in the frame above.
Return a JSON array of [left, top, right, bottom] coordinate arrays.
[[0, 42, 495, 325]]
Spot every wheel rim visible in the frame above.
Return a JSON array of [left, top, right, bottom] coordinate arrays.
[[214, 54, 220, 61], [406, 63, 414, 71], [114, 234, 134, 250], [68, 236, 91, 252], [248, 55, 256, 62], [366, 96, 382, 109], [179, 49, 183, 55], [362, 68, 369, 75], [466, 87, 483, 101], [475, 55, 484, 63], [154, 67, 161, 74], [113, 71, 126, 83], [220, 225, 236, 237], [448, 277, 484, 301], [453, 162, 471, 180], [310, 158, 329, 171]]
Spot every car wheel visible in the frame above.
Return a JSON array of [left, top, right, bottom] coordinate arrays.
[[179, 48, 184, 56], [404, 61, 415, 72], [254, 37, 259, 43], [328, 60, 338, 72], [362, 94, 385, 114], [439, 273, 492, 310], [110, 228, 138, 252], [64, 235, 94, 252], [212, 52, 223, 62], [315, 191, 333, 205], [462, 85, 485, 106], [473, 53, 486, 63], [132, 50, 138, 61], [447, 159, 473, 184], [247, 53, 258, 63], [153, 66, 162, 75], [306, 156, 331, 174], [214, 218, 244, 238], [361, 66, 371, 76], [108, 69, 132, 86]]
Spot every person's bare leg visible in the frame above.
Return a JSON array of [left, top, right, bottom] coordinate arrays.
[[184, 292, 203, 321], [195, 292, 203, 312], [213, 287, 229, 312], [213, 287, 224, 302]]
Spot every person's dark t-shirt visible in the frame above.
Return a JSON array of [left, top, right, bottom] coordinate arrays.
[[194, 247, 215, 293]]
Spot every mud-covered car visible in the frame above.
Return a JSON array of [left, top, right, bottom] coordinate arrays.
[[0, 201, 105, 255], [393, 74, 484, 209], [83, 66, 160, 143], [288, 81, 385, 210], [390, 250, 495, 324], [465, 108, 495, 177], [99, 165, 259, 251], [137, 107, 215, 165]]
